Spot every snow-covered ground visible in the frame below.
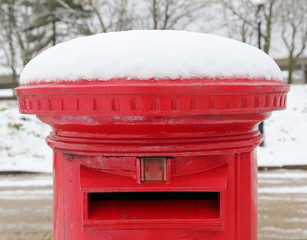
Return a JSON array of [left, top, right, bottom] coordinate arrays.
[[0, 84, 306, 173], [0, 101, 52, 173], [0, 89, 14, 98], [258, 84, 307, 167]]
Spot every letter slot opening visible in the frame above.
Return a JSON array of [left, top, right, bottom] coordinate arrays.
[[87, 192, 220, 220]]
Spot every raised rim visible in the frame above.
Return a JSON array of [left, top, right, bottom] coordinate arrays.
[[15, 79, 289, 116]]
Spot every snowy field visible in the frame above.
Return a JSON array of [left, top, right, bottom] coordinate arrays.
[[0, 84, 306, 173], [0, 89, 14, 99], [0, 100, 52, 173], [258, 84, 307, 167]]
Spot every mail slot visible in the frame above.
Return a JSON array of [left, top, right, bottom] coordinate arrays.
[[15, 30, 289, 240], [87, 192, 220, 220]]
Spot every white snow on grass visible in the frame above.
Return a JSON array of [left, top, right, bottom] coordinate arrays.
[[0, 89, 14, 98], [0, 100, 52, 173], [20, 30, 282, 84], [258, 85, 307, 167], [258, 171, 307, 179], [261, 227, 307, 235], [258, 196, 307, 202], [259, 186, 307, 194], [284, 218, 307, 223], [0, 176, 52, 187], [258, 179, 289, 184], [0, 189, 52, 200]]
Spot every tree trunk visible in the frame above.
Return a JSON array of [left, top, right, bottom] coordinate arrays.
[[152, 0, 158, 29], [52, 20, 56, 46], [7, 0, 19, 92], [287, 58, 295, 84]]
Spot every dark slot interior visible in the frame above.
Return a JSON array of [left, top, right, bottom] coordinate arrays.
[[88, 192, 220, 220]]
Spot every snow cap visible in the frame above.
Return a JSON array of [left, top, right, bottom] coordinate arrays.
[[20, 30, 282, 84]]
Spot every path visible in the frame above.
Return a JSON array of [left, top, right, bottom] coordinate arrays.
[[0, 170, 306, 239]]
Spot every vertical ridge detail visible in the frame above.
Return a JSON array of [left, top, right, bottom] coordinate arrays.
[[151, 98, 160, 111], [209, 96, 216, 110], [190, 97, 198, 110], [225, 96, 232, 109], [254, 95, 259, 108], [171, 98, 179, 111], [240, 96, 246, 109], [93, 98, 98, 111], [264, 94, 269, 108], [37, 99, 41, 111], [61, 98, 64, 111], [279, 95, 284, 107], [273, 95, 277, 107], [131, 98, 140, 111], [48, 99, 52, 111], [76, 98, 80, 111], [111, 98, 120, 111]]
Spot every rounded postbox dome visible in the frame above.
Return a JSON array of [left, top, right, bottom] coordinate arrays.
[[20, 30, 282, 84], [17, 30, 289, 117], [16, 30, 289, 120]]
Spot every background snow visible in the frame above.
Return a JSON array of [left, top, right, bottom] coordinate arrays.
[[0, 101, 52, 173], [0, 89, 14, 98], [20, 30, 282, 84], [258, 85, 307, 167]]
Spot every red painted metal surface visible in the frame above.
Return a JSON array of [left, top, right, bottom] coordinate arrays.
[[15, 79, 289, 240]]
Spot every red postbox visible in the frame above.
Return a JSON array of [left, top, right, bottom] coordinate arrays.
[[15, 31, 289, 240]]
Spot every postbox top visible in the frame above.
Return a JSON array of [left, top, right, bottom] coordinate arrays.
[[20, 30, 282, 84]]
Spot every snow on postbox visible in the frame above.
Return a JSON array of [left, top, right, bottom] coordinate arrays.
[[15, 31, 289, 240]]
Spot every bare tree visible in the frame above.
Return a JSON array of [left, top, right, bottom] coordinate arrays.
[[261, 0, 278, 54], [218, 0, 280, 54], [219, 0, 256, 44], [219, 0, 307, 84], [24, 0, 92, 47], [146, 0, 210, 30], [0, 0, 94, 89], [280, 0, 307, 84], [79, 0, 136, 34], [0, 0, 19, 88]]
